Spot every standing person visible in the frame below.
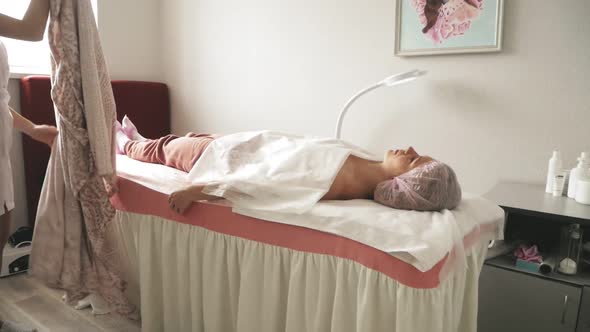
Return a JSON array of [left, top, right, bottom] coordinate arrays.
[[0, 1, 57, 332]]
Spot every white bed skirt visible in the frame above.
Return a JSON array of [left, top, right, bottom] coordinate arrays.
[[114, 211, 487, 332]]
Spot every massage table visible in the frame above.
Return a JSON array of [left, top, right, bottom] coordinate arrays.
[[20, 75, 503, 332]]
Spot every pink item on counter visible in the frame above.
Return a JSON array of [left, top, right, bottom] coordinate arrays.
[[514, 244, 543, 263]]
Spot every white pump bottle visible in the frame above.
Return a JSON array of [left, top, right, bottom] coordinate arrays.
[[545, 150, 562, 194], [568, 152, 590, 198]]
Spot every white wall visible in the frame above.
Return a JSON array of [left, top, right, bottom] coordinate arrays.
[[97, 0, 162, 81], [7, 0, 163, 230], [161, 0, 590, 195]]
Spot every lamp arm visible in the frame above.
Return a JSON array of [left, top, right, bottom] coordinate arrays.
[[335, 82, 382, 139]]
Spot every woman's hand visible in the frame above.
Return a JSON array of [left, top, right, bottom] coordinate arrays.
[[168, 185, 218, 215], [168, 188, 194, 215], [9, 108, 58, 147], [103, 175, 119, 197], [30, 124, 58, 147]]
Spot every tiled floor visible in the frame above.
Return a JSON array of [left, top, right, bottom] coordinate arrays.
[[0, 274, 140, 332]]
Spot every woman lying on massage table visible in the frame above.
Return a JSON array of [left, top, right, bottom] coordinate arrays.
[[115, 116, 461, 215]]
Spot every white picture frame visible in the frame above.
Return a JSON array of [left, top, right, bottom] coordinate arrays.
[[394, 0, 504, 56]]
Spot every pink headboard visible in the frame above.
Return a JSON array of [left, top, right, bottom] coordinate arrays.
[[19, 75, 171, 227]]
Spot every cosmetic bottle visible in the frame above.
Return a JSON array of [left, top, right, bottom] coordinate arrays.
[[546, 150, 562, 194], [568, 152, 590, 198], [576, 180, 590, 205], [554, 173, 566, 197]]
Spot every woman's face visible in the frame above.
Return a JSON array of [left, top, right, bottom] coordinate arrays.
[[383, 147, 434, 176]]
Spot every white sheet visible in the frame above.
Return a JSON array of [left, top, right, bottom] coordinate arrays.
[[187, 131, 380, 214], [235, 195, 503, 271], [116, 154, 189, 194], [116, 154, 504, 272]]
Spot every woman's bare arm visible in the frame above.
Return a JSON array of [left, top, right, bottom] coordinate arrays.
[[0, 0, 49, 41], [10, 107, 35, 134], [168, 185, 220, 215], [10, 107, 58, 146]]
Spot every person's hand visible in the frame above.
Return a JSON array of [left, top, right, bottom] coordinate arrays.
[[168, 189, 194, 215], [30, 125, 58, 147], [103, 175, 119, 197]]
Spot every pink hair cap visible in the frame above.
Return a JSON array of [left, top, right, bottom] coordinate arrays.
[[374, 161, 462, 211]]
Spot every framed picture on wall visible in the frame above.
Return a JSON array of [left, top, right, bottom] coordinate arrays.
[[394, 0, 504, 56]]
